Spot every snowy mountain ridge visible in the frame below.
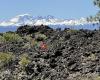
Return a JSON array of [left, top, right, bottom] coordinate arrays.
[[0, 14, 99, 27]]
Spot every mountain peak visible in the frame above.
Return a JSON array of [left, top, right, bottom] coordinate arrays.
[[16, 14, 31, 17], [0, 14, 99, 27]]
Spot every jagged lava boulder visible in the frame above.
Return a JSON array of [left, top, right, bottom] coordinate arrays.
[[16, 25, 53, 36]]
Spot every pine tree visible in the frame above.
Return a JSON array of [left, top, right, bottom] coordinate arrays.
[[94, 0, 100, 8]]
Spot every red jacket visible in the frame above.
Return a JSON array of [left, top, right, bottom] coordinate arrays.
[[40, 42, 48, 50]]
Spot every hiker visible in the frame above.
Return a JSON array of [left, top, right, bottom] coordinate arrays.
[[40, 41, 48, 51]]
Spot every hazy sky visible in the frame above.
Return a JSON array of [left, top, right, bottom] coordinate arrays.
[[0, 0, 99, 20]]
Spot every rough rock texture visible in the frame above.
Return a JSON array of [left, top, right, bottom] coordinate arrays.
[[16, 25, 53, 36], [0, 25, 100, 80]]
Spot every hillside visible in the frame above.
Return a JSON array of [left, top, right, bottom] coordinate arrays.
[[0, 25, 100, 80]]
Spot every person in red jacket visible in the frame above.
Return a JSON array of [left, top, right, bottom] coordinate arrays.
[[40, 41, 48, 51]]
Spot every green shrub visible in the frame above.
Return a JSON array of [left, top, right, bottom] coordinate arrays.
[[88, 54, 96, 61], [35, 33, 47, 41], [19, 54, 31, 67], [3, 33, 23, 42], [0, 35, 6, 43], [95, 76, 100, 80], [67, 29, 79, 33], [0, 52, 14, 64], [24, 35, 32, 41], [31, 39, 41, 47]]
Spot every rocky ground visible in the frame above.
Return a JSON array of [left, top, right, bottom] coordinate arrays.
[[0, 25, 100, 80]]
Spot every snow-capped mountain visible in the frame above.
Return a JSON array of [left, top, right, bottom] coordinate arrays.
[[0, 14, 100, 32], [0, 14, 99, 27], [0, 14, 34, 27]]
